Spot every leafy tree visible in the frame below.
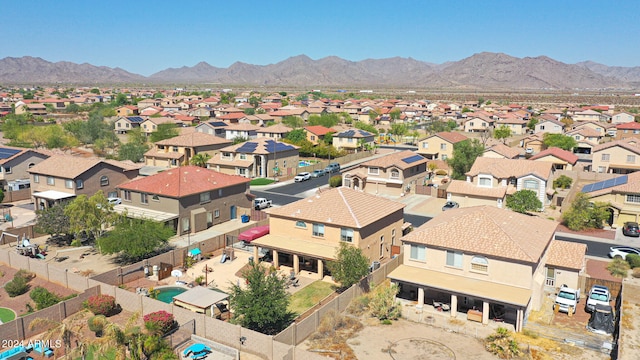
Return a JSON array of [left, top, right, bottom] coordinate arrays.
[[65, 103, 81, 113], [118, 142, 148, 162], [228, 262, 295, 334], [329, 175, 342, 187], [553, 175, 573, 189], [389, 123, 408, 139], [282, 116, 304, 129], [5, 272, 30, 297], [149, 123, 178, 143], [425, 118, 457, 134], [152, 92, 164, 99], [369, 282, 402, 321], [278, 91, 287, 97], [244, 108, 255, 115], [308, 114, 339, 128], [233, 136, 247, 144], [35, 202, 70, 235], [506, 190, 542, 213], [389, 108, 401, 120], [560, 117, 574, 129], [248, 96, 260, 108], [368, 109, 379, 122], [98, 218, 174, 262], [354, 121, 378, 135], [114, 93, 129, 106], [562, 193, 610, 231], [285, 128, 307, 144], [493, 125, 512, 144], [527, 117, 538, 130], [64, 192, 118, 243], [447, 139, 485, 180], [127, 127, 147, 145], [90, 88, 100, 94], [543, 133, 577, 151], [409, 130, 421, 145], [30, 286, 63, 310], [323, 132, 334, 146], [327, 242, 370, 290], [190, 153, 211, 167]]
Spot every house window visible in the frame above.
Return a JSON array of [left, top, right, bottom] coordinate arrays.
[[124, 190, 131, 201], [295, 221, 306, 228], [214, 209, 220, 218], [627, 155, 636, 164], [200, 192, 211, 203], [479, 177, 492, 187], [34, 174, 39, 183], [348, 138, 353, 143], [172, 146, 179, 152], [312, 223, 325, 237], [598, 166, 606, 173], [390, 170, 399, 179], [239, 154, 246, 160], [170, 159, 178, 166], [422, 142, 428, 149], [446, 250, 463, 268], [100, 176, 109, 186], [523, 179, 539, 190], [442, 154, 448, 160], [283, 160, 287, 168], [368, 167, 379, 175], [341, 228, 354, 242], [76, 179, 84, 189], [409, 244, 426, 261], [207, 212, 213, 226], [47, 177, 55, 185], [152, 195, 159, 201], [182, 218, 190, 232], [601, 154, 610, 162], [540, 125, 545, 130], [626, 194, 640, 204], [391, 229, 396, 245], [471, 256, 489, 272], [440, 143, 447, 150], [310, 135, 316, 141], [141, 193, 148, 204], [65, 180, 73, 189], [238, 168, 246, 176], [218, 189, 222, 197], [3, 166, 11, 174]]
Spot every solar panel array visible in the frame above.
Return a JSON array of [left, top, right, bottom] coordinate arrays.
[[207, 121, 227, 127], [581, 175, 628, 193], [264, 140, 295, 153], [127, 116, 145, 123], [236, 142, 258, 153], [401, 154, 424, 164], [0, 148, 21, 160]]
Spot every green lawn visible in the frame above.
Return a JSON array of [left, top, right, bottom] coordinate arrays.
[[0, 307, 15, 322], [288, 281, 335, 316], [250, 178, 275, 186], [77, 345, 116, 360]]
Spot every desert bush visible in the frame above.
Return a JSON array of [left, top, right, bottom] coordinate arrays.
[[607, 258, 630, 278], [485, 327, 521, 358], [144, 310, 175, 335], [329, 175, 342, 188], [88, 315, 106, 337], [310, 310, 362, 341], [369, 283, 401, 321], [627, 254, 640, 269], [5, 271, 33, 297], [85, 294, 117, 316], [632, 268, 640, 278], [29, 286, 62, 310], [553, 175, 573, 189], [346, 294, 370, 316]]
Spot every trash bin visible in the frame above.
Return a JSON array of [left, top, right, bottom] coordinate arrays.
[[241, 215, 250, 223], [248, 256, 254, 265]]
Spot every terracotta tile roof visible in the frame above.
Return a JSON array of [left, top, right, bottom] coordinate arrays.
[[467, 157, 553, 180], [431, 131, 468, 143], [593, 139, 640, 155], [144, 116, 181, 125], [546, 240, 586, 270], [118, 166, 249, 198], [225, 123, 260, 131], [446, 179, 508, 198], [267, 187, 405, 229], [143, 149, 184, 159], [401, 206, 556, 263], [617, 122, 640, 130], [359, 150, 426, 170], [484, 143, 521, 159], [304, 125, 335, 136], [218, 113, 247, 120], [28, 155, 140, 178], [255, 124, 292, 134], [529, 147, 578, 164], [567, 127, 601, 138], [154, 132, 232, 148]]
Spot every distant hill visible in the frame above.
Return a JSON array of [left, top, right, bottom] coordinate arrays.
[[0, 53, 638, 89]]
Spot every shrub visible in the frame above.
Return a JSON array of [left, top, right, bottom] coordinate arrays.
[[607, 258, 630, 278], [5, 271, 32, 297], [195, 275, 205, 285], [144, 310, 175, 335], [553, 175, 573, 189], [633, 268, 640, 279], [29, 286, 62, 310], [85, 294, 117, 316], [627, 254, 640, 269], [329, 175, 342, 188], [88, 315, 106, 337]]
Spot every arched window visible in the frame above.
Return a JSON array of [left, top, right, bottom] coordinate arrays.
[[390, 169, 399, 179], [295, 221, 306, 228], [100, 176, 109, 186], [471, 256, 488, 272]]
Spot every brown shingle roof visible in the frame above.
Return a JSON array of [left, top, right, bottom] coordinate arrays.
[[593, 139, 640, 155], [255, 124, 292, 134], [267, 187, 405, 229], [546, 240, 586, 270], [466, 157, 553, 180], [484, 143, 521, 159], [401, 206, 557, 263], [154, 132, 232, 148], [118, 166, 249, 198], [446, 180, 508, 198], [28, 156, 140, 178], [359, 150, 426, 170]]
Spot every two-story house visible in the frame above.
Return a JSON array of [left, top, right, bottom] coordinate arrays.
[[616, 122, 640, 141], [144, 132, 232, 168], [114, 116, 145, 134], [573, 109, 608, 122], [207, 138, 299, 178], [342, 150, 427, 196], [28, 156, 141, 210], [116, 166, 252, 235], [116, 106, 139, 117], [534, 118, 564, 134], [252, 187, 405, 278], [223, 123, 260, 141], [195, 121, 228, 137], [463, 116, 494, 133], [0, 146, 50, 191], [591, 139, 640, 174], [140, 117, 183, 137], [388, 205, 585, 332], [303, 126, 335, 145], [255, 123, 292, 140], [332, 129, 375, 153], [529, 147, 579, 170], [483, 143, 521, 159], [446, 157, 554, 209], [582, 171, 640, 227], [417, 132, 469, 160], [611, 112, 635, 125]]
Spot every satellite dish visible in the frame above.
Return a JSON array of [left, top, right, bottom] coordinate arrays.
[[171, 269, 183, 278]]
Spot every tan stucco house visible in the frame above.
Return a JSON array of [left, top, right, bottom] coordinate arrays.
[[207, 138, 299, 178], [144, 132, 232, 168], [582, 171, 640, 227], [416, 132, 468, 161], [592, 139, 640, 174]]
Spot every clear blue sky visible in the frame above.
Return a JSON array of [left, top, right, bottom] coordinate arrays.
[[2, 0, 638, 76]]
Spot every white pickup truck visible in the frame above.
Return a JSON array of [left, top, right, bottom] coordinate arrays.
[[585, 285, 611, 313], [553, 285, 580, 315], [254, 198, 272, 210]]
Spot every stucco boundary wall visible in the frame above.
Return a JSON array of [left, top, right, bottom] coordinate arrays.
[[274, 255, 401, 346], [0, 286, 99, 342]]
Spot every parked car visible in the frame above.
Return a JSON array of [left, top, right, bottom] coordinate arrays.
[[608, 246, 640, 259], [311, 169, 326, 178], [623, 222, 640, 237], [442, 201, 459, 211], [254, 198, 272, 210], [585, 285, 611, 313], [553, 284, 580, 315], [325, 162, 341, 173], [294, 172, 311, 182], [108, 197, 122, 205]]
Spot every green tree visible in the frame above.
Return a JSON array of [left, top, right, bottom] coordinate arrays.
[[152, 92, 164, 99], [98, 218, 174, 262], [553, 175, 573, 189], [323, 132, 334, 146], [447, 139, 485, 180], [149, 123, 178, 143], [189, 153, 211, 167], [327, 242, 370, 290], [543, 133, 577, 151], [285, 128, 307, 144], [308, 114, 339, 128], [505, 190, 542, 213], [493, 125, 512, 144], [389, 123, 408, 140], [369, 283, 402, 321], [354, 121, 378, 135], [607, 258, 630, 278], [282, 116, 304, 129], [35, 202, 70, 236], [30, 286, 63, 310], [64, 192, 118, 244], [562, 193, 610, 231], [118, 142, 148, 162], [228, 262, 295, 334], [233, 136, 247, 144], [389, 108, 401, 121], [527, 117, 538, 130], [90, 88, 100, 94], [244, 108, 256, 115], [114, 93, 129, 106]]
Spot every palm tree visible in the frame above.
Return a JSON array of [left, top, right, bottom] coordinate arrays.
[[190, 153, 212, 168], [28, 311, 87, 359]]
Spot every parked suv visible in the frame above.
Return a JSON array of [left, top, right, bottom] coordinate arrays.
[[325, 162, 341, 174], [586, 285, 611, 312], [623, 222, 640, 237]]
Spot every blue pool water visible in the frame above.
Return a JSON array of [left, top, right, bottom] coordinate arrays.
[[155, 287, 187, 304]]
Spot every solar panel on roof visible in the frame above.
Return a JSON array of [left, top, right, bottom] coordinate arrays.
[[401, 154, 424, 164], [581, 175, 628, 193], [127, 116, 144, 123], [236, 142, 258, 153], [208, 121, 227, 127], [0, 148, 21, 160]]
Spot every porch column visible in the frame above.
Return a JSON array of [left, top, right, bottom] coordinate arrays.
[[293, 254, 300, 274], [317, 259, 324, 279], [416, 287, 424, 309], [253, 246, 259, 263], [482, 301, 489, 325], [261, 155, 267, 178], [516, 308, 524, 332], [273, 250, 279, 268], [450, 295, 458, 318]]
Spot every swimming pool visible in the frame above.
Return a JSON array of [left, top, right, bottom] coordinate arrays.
[[298, 160, 318, 167], [155, 286, 188, 304]]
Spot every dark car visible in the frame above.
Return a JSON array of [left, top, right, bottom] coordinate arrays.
[[623, 222, 640, 237], [442, 201, 459, 211]]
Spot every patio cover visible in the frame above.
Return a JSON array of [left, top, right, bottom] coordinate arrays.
[[251, 234, 337, 260], [189, 248, 202, 256], [388, 264, 531, 307], [172, 286, 228, 309], [33, 190, 76, 201], [113, 204, 178, 222]]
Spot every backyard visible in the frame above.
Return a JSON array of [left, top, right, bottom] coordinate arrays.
[[288, 280, 335, 316]]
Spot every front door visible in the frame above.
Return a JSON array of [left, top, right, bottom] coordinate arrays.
[[230, 205, 237, 220], [545, 267, 555, 287]]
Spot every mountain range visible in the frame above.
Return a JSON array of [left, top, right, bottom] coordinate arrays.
[[1, 53, 639, 90]]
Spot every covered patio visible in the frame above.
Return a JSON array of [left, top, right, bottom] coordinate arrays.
[[33, 190, 76, 210], [113, 204, 179, 233], [172, 286, 229, 319]]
